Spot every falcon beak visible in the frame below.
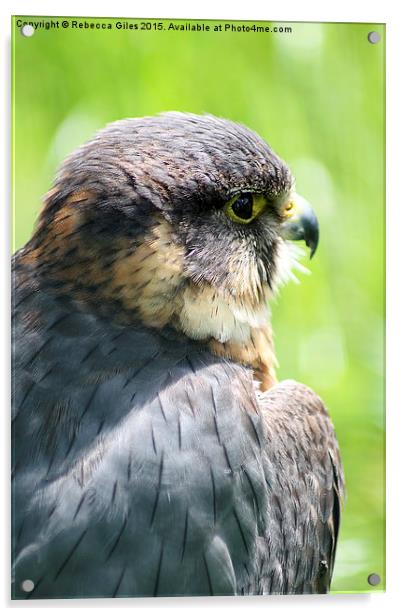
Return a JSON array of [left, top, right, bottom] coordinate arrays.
[[279, 193, 319, 259]]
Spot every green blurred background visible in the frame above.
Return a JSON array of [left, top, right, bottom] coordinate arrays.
[[12, 17, 385, 593]]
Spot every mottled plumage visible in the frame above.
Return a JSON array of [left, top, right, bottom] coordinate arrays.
[[12, 113, 343, 598]]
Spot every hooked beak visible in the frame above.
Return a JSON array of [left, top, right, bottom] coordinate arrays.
[[279, 193, 319, 259]]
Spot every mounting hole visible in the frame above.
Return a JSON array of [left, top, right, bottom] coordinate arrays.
[[368, 31, 381, 44], [21, 579, 35, 592], [367, 573, 381, 586], [21, 24, 35, 37]]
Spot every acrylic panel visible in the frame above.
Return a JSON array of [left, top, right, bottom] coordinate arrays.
[[11, 16, 385, 599]]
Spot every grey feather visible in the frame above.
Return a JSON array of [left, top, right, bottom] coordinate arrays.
[[12, 270, 343, 598]]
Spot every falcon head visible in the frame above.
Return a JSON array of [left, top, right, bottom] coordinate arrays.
[[26, 113, 319, 389]]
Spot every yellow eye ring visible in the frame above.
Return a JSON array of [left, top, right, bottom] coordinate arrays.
[[224, 192, 268, 224]]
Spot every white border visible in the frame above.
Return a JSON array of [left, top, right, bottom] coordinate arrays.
[[2, 1, 401, 614]]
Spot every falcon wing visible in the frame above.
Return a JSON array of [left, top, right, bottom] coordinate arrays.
[[257, 379, 344, 593]]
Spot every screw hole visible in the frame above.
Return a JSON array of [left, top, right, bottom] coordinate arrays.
[[21, 579, 35, 592], [368, 31, 381, 44], [367, 573, 381, 586], [21, 24, 35, 37]]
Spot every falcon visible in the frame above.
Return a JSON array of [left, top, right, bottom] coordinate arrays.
[[12, 112, 344, 598]]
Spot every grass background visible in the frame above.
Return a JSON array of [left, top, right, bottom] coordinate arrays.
[[12, 17, 385, 593]]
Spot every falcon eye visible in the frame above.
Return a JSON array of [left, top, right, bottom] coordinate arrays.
[[224, 192, 268, 225], [231, 193, 253, 220]]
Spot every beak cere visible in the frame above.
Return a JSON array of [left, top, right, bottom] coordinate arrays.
[[280, 194, 319, 258]]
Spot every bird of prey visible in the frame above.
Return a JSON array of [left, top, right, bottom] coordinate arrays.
[[12, 112, 344, 599]]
